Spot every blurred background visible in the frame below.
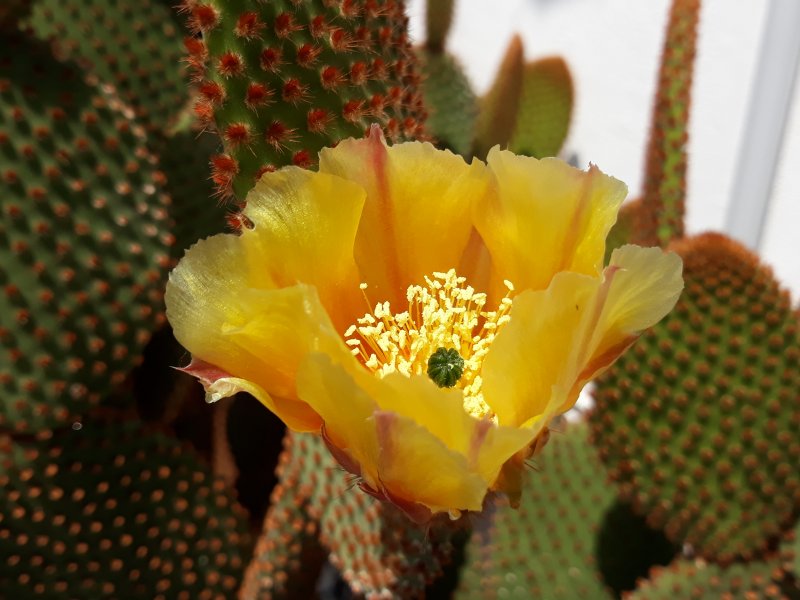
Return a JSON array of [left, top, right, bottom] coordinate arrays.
[[407, 0, 800, 295]]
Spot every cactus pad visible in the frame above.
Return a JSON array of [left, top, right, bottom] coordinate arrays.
[[0, 418, 250, 598], [473, 34, 523, 159], [637, 0, 700, 246], [241, 432, 458, 598], [416, 49, 477, 156], [182, 0, 428, 199], [591, 233, 800, 563], [0, 33, 173, 433], [26, 0, 190, 132], [424, 0, 455, 53], [509, 56, 573, 159], [605, 198, 644, 264], [628, 559, 788, 600], [457, 424, 622, 599]]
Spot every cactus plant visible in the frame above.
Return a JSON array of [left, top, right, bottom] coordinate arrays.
[[592, 233, 800, 563], [472, 35, 574, 161], [509, 56, 573, 159], [628, 559, 789, 599], [25, 0, 191, 132], [181, 0, 428, 200], [415, 48, 477, 156], [425, 0, 455, 53], [241, 431, 460, 598], [605, 198, 643, 264], [457, 423, 677, 599], [153, 127, 228, 254], [635, 0, 700, 247], [0, 32, 173, 434], [2, 0, 800, 597], [0, 1, 31, 28], [779, 522, 800, 595], [472, 34, 524, 159], [0, 416, 250, 598]]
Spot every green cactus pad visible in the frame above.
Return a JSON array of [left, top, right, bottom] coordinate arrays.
[[637, 0, 700, 247], [0, 34, 173, 433], [424, 0, 455, 53], [416, 49, 477, 156], [591, 233, 800, 563], [605, 198, 643, 265], [182, 0, 428, 200], [457, 423, 675, 599], [509, 56, 573, 159], [628, 559, 788, 600], [241, 432, 458, 598], [243, 499, 324, 599], [26, 0, 190, 132], [473, 34, 523, 159], [0, 418, 250, 598]]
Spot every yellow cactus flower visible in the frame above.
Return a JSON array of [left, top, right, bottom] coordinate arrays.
[[165, 128, 683, 522]]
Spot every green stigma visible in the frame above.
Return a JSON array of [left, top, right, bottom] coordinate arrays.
[[427, 347, 465, 388]]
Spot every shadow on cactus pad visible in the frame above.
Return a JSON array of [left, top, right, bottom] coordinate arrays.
[[596, 500, 678, 596]]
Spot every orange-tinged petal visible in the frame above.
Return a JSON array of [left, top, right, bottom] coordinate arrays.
[[372, 411, 487, 515], [297, 354, 532, 515], [175, 359, 316, 425], [361, 372, 534, 486], [457, 228, 493, 297], [475, 149, 626, 295], [318, 128, 492, 308], [482, 245, 683, 428], [204, 376, 317, 431], [569, 245, 684, 408], [166, 231, 340, 430], [472, 419, 538, 489], [240, 167, 365, 331], [296, 353, 382, 485], [165, 166, 370, 430], [298, 354, 487, 511]]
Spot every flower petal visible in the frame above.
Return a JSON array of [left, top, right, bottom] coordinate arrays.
[[165, 166, 370, 430], [482, 245, 683, 428], [166, 231, 344, 430], [371, 411, 487, 514], [318, 128, 492, 308], [475, 149, 627, 295], [296, 353, 382, 484], [362, 373, 534, 486], [297, 353, 530, 515], [204, 376, 316, 431], [240, 167, 365, 331]]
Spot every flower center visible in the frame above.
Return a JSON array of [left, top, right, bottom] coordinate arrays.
[[427, 347, 465, 388], [344, 269, 514, 419]]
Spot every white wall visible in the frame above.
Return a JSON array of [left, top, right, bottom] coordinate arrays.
[[408, 0, 800, 296]]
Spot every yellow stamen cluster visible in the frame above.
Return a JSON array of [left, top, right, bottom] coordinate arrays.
[[344, 269, 514, 419]]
